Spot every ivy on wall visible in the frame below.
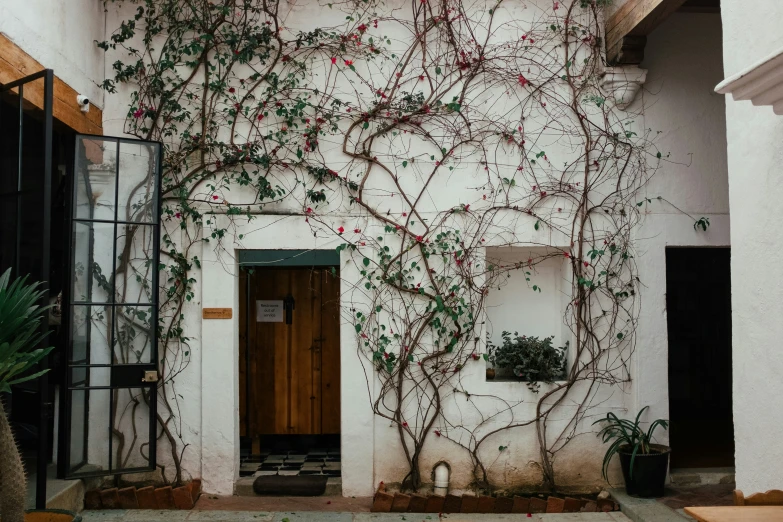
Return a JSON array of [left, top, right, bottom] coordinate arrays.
[[99, 0, 660, 491]]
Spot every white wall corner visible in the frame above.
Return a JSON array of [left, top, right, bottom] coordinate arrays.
[[601, 66, 648, 110]]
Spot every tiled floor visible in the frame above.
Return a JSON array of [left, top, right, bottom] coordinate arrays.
[[240, 448, 341, 478]]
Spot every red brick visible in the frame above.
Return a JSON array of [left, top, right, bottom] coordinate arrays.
[[443, 494, 462, 513], [117, 487, 138, 509], [390, 493, 411, 513], [494, 497, 513, 513], [136, 486, 158, 509], [547, 496, 565, 513], [371, 491, 394, 512], [563, 497, 581, 513], [84, 490, 102, 510], [477, 496, 495, 513], [512, 496, 530, 513], [597, 498, 615, 512], [407, 494, 428, 512], [529, 497, 547, 513], [99, 488, 121, 509], [425, 495, 445, 513], [173, 486, 194, 509], [154, 486, 176, 509], [460, 494, 478, 513], [582, 500, 598, 512], [188, 478, 202, 504]]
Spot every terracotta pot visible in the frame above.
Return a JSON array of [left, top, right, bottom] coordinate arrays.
[[486, 368, 496, 380], [25, 509, 82, 522]]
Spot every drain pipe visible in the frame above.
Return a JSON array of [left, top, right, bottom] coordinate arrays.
[[432, 461, 451, 496]]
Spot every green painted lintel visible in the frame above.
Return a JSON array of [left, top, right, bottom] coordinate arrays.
[[238, 249, 339, 267]]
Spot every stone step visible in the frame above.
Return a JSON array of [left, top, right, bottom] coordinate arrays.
[[669, 467, 735, 487], [235, 476, 342, 496]]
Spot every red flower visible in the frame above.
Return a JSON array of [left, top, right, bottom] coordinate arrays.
[[228, 87, 236, 93], [257, 114, 264, 121], [337, 226, 345, 234], [354, 228, 361, 233], [434, 430, 441, 437], [402, 421, 408, 427], [418, 75, 425, 81], [564, 252, 570, 258], [553, 1, 559, 9], [518, 75, 528, 87], [331, 57, 337, 64], [416, 235, 423, 242], [212, 195, 219, 200], [133, 108, 144, 119], [175, 212, 181, 219], [344, 60, 353, 66], [306, 207, 313, 214], [358, 23, 368, 33], [584, 261, 589, 267]]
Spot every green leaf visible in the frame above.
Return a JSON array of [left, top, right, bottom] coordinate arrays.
[[355, 324, 362, 333], [435, 66, 442, 75], [363, 257, 370, 267], [402, 160, 408, 168]]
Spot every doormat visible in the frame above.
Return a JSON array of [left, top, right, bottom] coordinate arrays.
[[252, 475, 329, 496]]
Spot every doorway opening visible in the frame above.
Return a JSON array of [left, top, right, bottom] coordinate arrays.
[[666, 247, 734, 469], [239, 251, 341, 484]]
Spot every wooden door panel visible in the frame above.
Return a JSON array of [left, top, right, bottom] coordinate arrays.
[[320, 270, 341, 434], [242, 266, 340, 436]]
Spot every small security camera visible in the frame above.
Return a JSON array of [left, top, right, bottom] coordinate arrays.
[[76, 94, 90, 113]]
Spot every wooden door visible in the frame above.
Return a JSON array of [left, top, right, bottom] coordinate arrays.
[[240, 267, 340, 436]]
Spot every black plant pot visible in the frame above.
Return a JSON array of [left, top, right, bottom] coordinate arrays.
[[619, 443, 670, 498]]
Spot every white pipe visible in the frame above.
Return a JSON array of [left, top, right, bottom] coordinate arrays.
[[433, 462, 450, 496]]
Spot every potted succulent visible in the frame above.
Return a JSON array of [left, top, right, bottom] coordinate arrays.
[[486, 331, 567, 391], [594, 406, 670, 498], [0, 269, 79, 522]]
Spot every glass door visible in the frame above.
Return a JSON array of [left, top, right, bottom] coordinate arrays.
[[60, 134, 162, 478]]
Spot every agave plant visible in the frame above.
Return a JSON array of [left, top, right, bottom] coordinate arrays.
[[0, 269, 53, 522], [593, 406, 669, 480]]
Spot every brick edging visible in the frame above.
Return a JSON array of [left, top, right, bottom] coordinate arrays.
[[84, 479, 201, 510], [371, 482, 617, 513]]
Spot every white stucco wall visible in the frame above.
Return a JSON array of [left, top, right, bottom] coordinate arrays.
[[631, 11, 730, 432], [91, 1, 731, 496], [0, 0, 106, 107], [720, 0, 783, 495]]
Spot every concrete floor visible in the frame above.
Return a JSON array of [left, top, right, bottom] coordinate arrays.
[[81, 512, 631, 522]]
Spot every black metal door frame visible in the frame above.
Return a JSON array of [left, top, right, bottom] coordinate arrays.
[[0, 69, 54, 509], [58, 134, 163, 480]]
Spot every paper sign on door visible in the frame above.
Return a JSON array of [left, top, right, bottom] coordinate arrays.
[[256, 300, 284, 322]]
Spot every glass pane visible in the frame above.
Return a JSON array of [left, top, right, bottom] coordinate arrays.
[[114, 306, 154, 364], [70, 388, 112, 474], [110, 387, 152, 471], [117, 139, 159, 223], [69, 366, 110, 388], [71, 221, 115, 303], [113, 224, 155, 304], [70, 305, 111, 364], [74, 138, 118, 221], [68, 388, 88, 471]]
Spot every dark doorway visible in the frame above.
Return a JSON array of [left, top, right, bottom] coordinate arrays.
[[666, 247, 734, 468]]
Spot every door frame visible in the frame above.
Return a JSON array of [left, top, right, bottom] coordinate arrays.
[[238, 250, 340, 440], [200, 226, 375, 496]]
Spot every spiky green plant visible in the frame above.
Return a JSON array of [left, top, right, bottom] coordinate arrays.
[[0, 268, 53, 522], [593, 406, 669, 481]]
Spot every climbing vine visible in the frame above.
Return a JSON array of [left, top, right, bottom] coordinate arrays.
[[98, 0, 660, 491]]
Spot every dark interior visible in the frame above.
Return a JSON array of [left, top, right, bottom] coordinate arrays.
[[0, 91, 73, 457], [666, 247, 734, 468]]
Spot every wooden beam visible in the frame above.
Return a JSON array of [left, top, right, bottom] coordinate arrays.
[[0, 34, 103, 135], [606, 0, 688, 64]]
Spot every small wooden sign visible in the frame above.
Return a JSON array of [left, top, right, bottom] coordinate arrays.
[[203, 307, 233, 319]]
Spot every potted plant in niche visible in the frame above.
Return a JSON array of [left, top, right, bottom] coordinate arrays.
[[486, 331, 567, 391], [0, 269, 79, 522], [594, 406, 670, 498]]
